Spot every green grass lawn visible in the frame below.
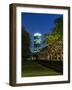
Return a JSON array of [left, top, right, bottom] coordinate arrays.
[[22, 60, 62, 77]]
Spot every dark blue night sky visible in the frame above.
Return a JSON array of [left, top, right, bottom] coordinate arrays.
[[22, 12, 63, 35]]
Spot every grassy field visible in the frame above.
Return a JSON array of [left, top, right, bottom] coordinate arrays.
[[22, 60, 62, 77]]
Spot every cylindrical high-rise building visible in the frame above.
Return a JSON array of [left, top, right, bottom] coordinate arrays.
[[33, 33, 42, 53]]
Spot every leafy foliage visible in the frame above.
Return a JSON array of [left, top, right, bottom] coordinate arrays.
[[44, 17, 63, 46]]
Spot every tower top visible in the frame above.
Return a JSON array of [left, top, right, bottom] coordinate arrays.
[[34, 32, 42, 37]]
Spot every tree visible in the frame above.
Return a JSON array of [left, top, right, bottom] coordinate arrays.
[[44, 17, 63, 46], [22, 27, 31, 59], [44, 33, 60, 46], [53, 17, 63, 39], [38, 17, 63, 61]]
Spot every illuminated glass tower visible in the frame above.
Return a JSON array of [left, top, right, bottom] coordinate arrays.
[[33, 33, 42, 53]]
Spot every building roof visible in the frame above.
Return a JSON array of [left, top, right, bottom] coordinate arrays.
[[34, 32, 42, 36]]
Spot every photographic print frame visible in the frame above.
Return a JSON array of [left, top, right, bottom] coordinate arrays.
[[9, 3, 70, 86]]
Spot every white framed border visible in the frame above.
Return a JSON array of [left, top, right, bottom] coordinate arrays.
[[16, 6, 69, 84]]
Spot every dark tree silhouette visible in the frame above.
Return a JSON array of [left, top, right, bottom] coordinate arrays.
[[22, 27, 31, 59], [53, 17, 63, 39]]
